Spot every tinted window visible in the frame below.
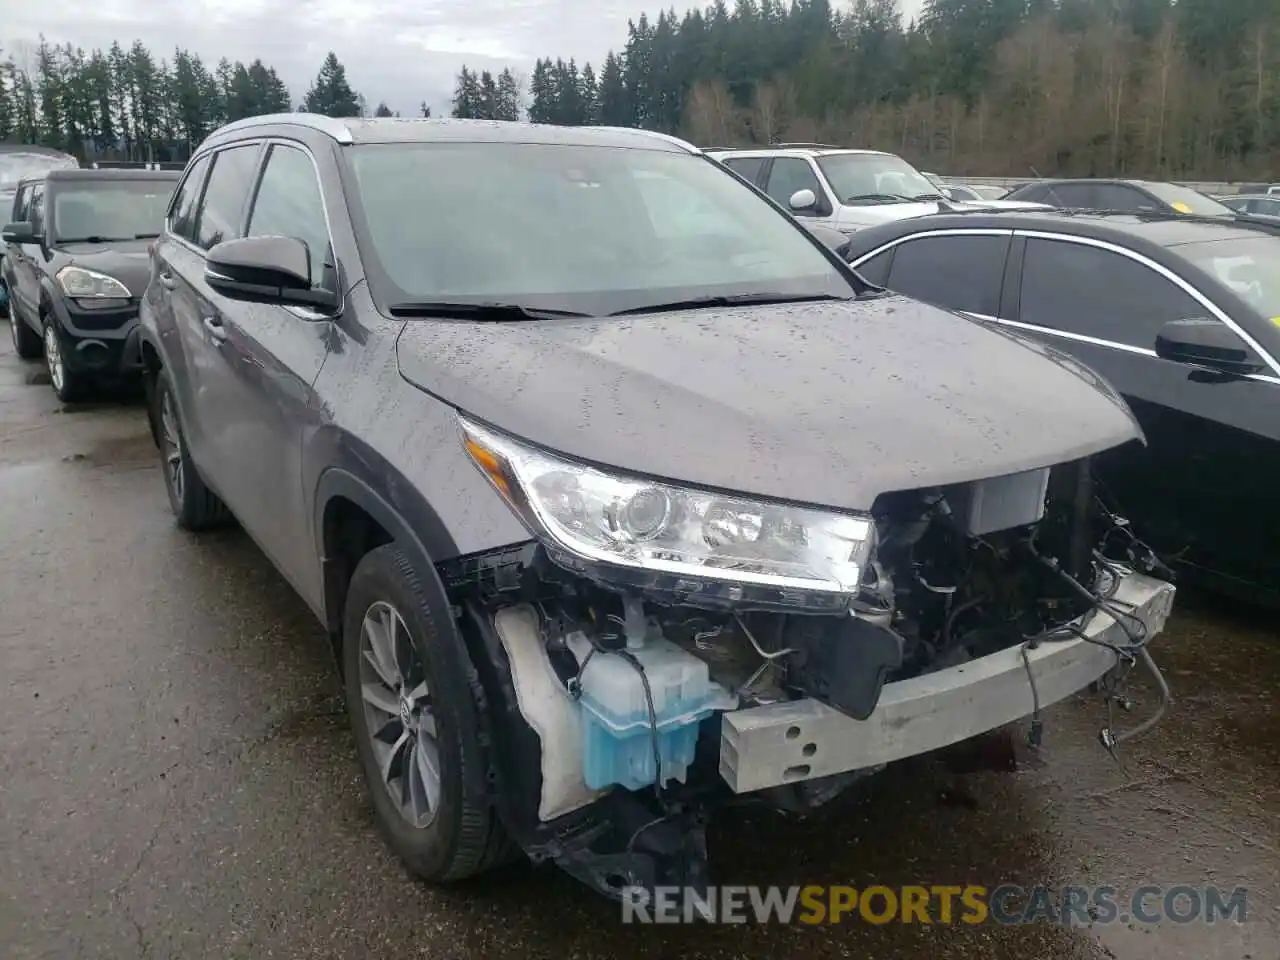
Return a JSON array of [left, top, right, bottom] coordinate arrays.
[[194, 145, 261, 251], [1092, 185, 1153, 212], [1141, 182, 1233, 216], [51, 179, 176, 242], [1020, 238, 1204, 348], [168, 154, 211, 243], [247, 145, 332, 289], [764, 158, 822, 207], [1247, 197, 1280, 217], [28, 185, 44, 235], [885, 234, 1010, 316], [1048, 183, 1096, 208], [722, 157, 765, 184], [1007, 183, 1050, 203], [854, 249, 893, 285], [346, 141, 855, 310], [12, 184, 30, 221]]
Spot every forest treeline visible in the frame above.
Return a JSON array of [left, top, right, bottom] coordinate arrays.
[[4, 0, 1279, 178]]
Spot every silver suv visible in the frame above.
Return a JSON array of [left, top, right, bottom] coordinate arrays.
[[707, 144, 1046, 234]]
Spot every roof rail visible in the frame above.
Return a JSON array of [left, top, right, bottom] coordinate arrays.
[[771, 142, 841, 149], [207, 112, 355, 145]]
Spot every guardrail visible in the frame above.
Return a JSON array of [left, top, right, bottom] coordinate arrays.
[[938, 175, 1243, 195]]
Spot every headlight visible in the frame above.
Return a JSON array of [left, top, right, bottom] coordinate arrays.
[[56, 266, 131, 299], [459, 417, 875, 610]]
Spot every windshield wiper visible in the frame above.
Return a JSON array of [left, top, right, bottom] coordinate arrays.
[[609, 292, 849, 317], [387, 300, 591, 321], [57, 235, 132, 244], [134, 232, 160, 239], [844, 193, 916, 205], [907, 192, 948, 202]]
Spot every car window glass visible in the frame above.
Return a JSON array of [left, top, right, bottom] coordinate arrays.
[[884, 234, 1010, 316], [722, 157, 765, 184], [247, 144, 332, 289], [1092, 185, 1151, 212], [52, 181, 175, 242], [1020, 238, 1209, 348], [12, 185, 30, 221], [764, 158, 822, 207], [169, 154, 211, 243], [631, 169, 745, 241], [194, 145, 261, 251], [853, 249, 893, 285], [28, 185, 44, 234], [1051, 183, 1095, 208]]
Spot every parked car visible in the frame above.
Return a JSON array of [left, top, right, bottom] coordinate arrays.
[[1235, 182, 1280, 196], [705, 145, 1049, 235], [2, 168, 180, 400], [1003, 178, 1236, 217], [0, 145, 79, 316], [842, 209, 1280, 604], [140, 115, 1174, 900], [1217, 193, 1280, 219]]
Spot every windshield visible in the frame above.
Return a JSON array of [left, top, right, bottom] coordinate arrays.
[[1181, 237, 1280, 328], [1143, 182, 1234, 217], [50, 179, 176, 242], [816, 153, 943, 204], [0, 152, 78, 191], [345, 142, 855, 314]]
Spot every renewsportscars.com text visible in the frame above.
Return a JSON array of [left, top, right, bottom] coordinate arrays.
[[621, 884, 1248, 925]]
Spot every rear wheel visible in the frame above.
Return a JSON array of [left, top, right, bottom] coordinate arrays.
[[342, 544, 512, 882], [152, 370, 230, 530], [9, 299, 42, 360]]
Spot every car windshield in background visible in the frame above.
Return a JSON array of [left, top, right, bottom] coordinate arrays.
[[1143, 182, 1234, 216], [51, 180, 175, 242], [1180, 237, 1280, 323], [0, 152, 77, 190], [816, 153, 943, 204], [346, 142, 854, 314]]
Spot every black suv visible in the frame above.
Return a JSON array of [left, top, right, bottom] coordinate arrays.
[[139, 115, 1175, 900], [3, 168, 179, 400]]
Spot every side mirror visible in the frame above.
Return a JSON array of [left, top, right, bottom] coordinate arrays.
[[788, 188, 817, 211], [2, 221, 38, 244], [204, 236, 336, 310], [1155, 318, 1265, 376]]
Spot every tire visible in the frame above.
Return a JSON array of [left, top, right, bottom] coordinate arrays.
[[42, 314, 88, 402], [342, 544, 511, 882], [9, 298, 43, 360], [151, 369, 231, 530]]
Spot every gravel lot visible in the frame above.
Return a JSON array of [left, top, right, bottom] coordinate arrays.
[[1, 330, 1276, 960]]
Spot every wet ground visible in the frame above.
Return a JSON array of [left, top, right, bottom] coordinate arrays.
[[0, 330, 1276, 960]]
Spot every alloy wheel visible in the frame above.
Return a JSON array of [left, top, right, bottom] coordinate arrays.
[[158, 388, 185, 504], [358, 600, 441, 828], [43, 325, 64, 393]]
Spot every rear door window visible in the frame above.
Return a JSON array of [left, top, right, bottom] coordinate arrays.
[[721, 157, 766, 185], [883, 234, 1011, 316], [168, 154, 211, 244], [1019, 238, 1205, 349], [193, 144, 262, 251]]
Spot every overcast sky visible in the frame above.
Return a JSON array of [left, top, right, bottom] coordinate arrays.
[[4, 0, 926, 117]]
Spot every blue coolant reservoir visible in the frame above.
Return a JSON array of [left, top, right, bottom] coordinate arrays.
[[571, 633, 731, 791]]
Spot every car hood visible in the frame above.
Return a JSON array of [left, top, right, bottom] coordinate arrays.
[[396, 296, 1142, 512], [835, 198, 1049, 228], [49, 239, 151, 297]]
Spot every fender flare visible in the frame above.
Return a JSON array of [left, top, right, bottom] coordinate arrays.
[[313, 466, 459, 645]]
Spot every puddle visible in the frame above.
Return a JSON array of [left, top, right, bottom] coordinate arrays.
[[66, 432, 157, 468], [24, 369, 50, 386]]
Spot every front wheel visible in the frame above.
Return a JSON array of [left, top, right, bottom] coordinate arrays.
[[342, 544, 512, 882], [43, 318, 88, 402]]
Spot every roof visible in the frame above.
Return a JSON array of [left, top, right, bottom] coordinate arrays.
[[201, 113, 698, 154], [881, 209, 1272, 247], [703, 145, 888, 159], [44, 168, 181, 183], [0, 144, 78, 159]]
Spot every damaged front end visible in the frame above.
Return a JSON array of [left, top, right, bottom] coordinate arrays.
[[442, 419, 1176, 899]]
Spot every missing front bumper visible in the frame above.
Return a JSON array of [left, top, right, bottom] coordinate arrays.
[[719, 571, 1175, 794]]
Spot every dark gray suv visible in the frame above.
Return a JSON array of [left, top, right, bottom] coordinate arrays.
[[139, 115, 1175, 900]]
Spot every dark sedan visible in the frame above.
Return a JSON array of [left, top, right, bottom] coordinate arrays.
[[1003, 178, 1235, 217], [843, 210, 1280, 604]]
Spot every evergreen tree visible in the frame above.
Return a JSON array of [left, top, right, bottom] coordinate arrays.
[[451, 67, 482, 118], [303, 52, 361, 117], [374, 101, 393, 117], [496, 68, 521, 120]]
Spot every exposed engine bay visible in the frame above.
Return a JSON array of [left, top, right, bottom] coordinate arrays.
[[442, 457, 1173, 899]]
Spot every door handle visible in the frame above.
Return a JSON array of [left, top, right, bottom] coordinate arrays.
[[202, 315, 227, 342], [158, 271, 176, 289]]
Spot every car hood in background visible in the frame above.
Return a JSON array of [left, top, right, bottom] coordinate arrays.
[[396, 296, 1142, 511], [48, 239, 152, 297], [836, 198, 1050, 229]]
